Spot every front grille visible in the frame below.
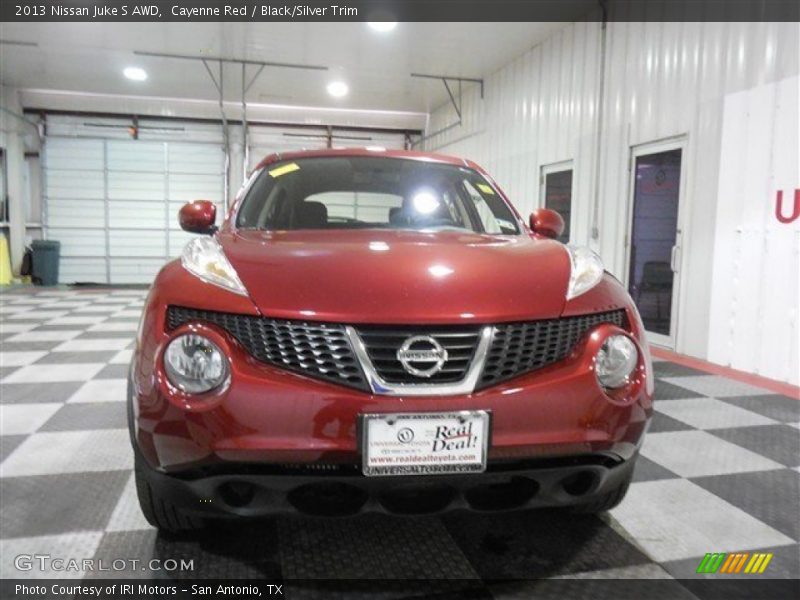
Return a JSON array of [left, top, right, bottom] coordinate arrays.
[[478, 309, 627, 388], [166, 306, 369, 391], [167, 306, 627, 393], [354, 325, 482, 384]]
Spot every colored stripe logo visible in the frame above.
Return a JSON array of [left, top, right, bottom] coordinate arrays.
[[696, 552, 773, 574]]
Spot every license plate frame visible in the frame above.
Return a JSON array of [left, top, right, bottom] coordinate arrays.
[[360, 411, 491, 477]]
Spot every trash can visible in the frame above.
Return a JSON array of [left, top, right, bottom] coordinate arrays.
[[31, 240, 61, 286]]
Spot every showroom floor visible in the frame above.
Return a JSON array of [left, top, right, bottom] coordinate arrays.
[[1, 287, 798, 596]]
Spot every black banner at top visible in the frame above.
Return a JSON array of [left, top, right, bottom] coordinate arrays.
[[2, 0, 799, 22]]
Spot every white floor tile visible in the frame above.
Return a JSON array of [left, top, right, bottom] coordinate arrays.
[[88, 321, 138, 332], [0, 323, 37, 334], [110, 349, 134, 365], [0, 532, 104, 579], [7, 298, 52, 305], [0, 305, 36, 314], [6, 330, 82, 342], [1, 363, 105, 383], [105, 472, 154, 532], [7, 310, 68, 320], [112, 309, 143, 318], [1, 429, 133, 476], [39, 301, 92, 309], [0, 404, 62, 435], [45, 316, 108, 326], [655, 398, 777, 430], [0, 351, 47, 367], [641, 430, 783, 477], [73, 306, 121, 313], [610, 480, 794, 562], [52, 338, 131, 352], [93, 298, 134, 304], [68, 379, 127, 403], [662, 375, 772, 398]]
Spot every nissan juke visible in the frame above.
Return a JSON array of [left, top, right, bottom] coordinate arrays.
[[128, 148, 653, 532]]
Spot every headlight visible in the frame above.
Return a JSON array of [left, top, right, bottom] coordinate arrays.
[[595, 335, 638, 389], [164, 334, 229, 394], [181, 236, 247, 296], [565, 245, 604, 299]]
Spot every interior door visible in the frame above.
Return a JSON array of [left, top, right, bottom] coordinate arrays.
[[625, 141, 686, 348]]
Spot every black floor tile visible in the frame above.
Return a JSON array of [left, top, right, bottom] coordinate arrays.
[[279, 514, 478, 580], [655, 380, 707, 401], [40, 402, 127, 431], [0, 381, 85, 404], [719, 395, 800, 423], [710, 425, 800, 467], [632, 455, 681, 482], [0, 434, 26, 462], [648, 411, 695, 433], [34, 350, 117, 364], [691, 470, 800, 540], [653, 362, 712, 378], [442, 509, 651, 579], [142, 520, 283, 579], [94, 364, 130, 379], [0, 471, 129, 538]]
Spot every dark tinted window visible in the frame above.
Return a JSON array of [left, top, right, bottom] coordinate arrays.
[[236, 156, 520, 234], [544, 169, 572, 243]]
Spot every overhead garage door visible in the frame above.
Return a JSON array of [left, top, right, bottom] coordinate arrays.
[[43, 117, 408, 284], [43, 117, 224, 284]]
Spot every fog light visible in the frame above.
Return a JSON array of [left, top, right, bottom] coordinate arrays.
[[595, 335, 638, 389], [164, 334, 228, 393]]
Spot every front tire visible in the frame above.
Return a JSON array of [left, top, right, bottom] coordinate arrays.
[[135, 459, 204, 533]]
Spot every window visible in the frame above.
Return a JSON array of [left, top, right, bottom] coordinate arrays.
[[306, 191, 403, 225], [541, 163, 573, 243], [237, 156, 521, 234]]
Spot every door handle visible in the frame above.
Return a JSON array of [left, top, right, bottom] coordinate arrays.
[[670, 245, 680, 273]]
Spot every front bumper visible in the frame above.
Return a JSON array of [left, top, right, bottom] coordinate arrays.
[[131, 315, 652, 469], [135, 450, 638, 518]]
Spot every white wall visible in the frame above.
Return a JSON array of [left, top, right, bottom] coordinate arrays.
[[424, 21, 800, 384]]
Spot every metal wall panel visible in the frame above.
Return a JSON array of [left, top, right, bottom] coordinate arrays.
[[424, 20, 799, 382]]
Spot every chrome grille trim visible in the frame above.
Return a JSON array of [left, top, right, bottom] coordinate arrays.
[[346, 326, 495, 396]]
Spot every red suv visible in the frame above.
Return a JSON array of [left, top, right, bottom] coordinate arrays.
[[129, 149, 653, 531]]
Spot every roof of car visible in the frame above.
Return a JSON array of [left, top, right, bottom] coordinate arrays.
[[254, 147, 481, 170]]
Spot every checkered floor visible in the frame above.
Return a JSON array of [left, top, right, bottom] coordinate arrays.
[[1, 287, 798, 595]]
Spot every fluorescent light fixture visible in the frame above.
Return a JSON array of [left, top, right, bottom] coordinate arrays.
[[428, 264, 454, 278], [123, 67, 148, 81], [368, 22, 397, 33], [326, 81, 349, 98]]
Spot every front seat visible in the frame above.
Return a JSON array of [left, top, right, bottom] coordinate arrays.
[[294, 201, 328, 229]]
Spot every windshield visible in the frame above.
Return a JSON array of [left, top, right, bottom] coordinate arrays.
[[236, 156, 520, 234]]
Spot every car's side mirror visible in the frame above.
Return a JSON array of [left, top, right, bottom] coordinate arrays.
[[179, 200, 217, 234], [529, 208, 565, 240]]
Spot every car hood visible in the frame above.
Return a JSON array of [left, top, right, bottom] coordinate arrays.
[[219, 229, 570, 324]]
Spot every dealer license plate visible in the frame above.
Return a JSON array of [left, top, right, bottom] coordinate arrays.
[[361, 411, 490, 477]]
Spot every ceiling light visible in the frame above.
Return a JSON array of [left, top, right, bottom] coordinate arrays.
[[326, 81, 349, 98], [412, 191, 440, 214], [123, 67, 147, 81], [368, 22, 397, 33]]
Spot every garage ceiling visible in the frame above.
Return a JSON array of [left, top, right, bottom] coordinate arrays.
[[0, 22, 567, 113]]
